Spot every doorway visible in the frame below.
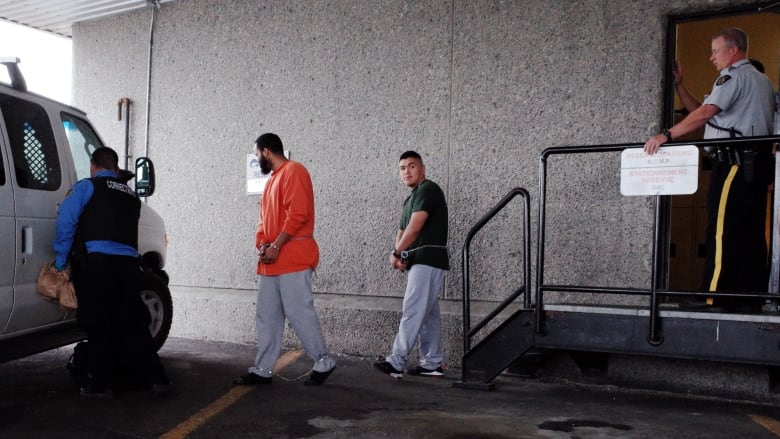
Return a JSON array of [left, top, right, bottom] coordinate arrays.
[[666, 6, 780, 291]]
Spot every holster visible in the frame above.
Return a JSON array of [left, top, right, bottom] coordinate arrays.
[[709, 144, 773, 185]]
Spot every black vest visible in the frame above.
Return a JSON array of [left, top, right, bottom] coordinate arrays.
[[75, 177, 140, 248]]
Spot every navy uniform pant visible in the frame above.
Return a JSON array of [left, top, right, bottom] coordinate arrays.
[[701, 157, 772, 298], [72, 253, 168, 390]]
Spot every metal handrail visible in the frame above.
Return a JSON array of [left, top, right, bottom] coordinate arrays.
[[462, 187, 531, 353], [535, 135, 780, 344]]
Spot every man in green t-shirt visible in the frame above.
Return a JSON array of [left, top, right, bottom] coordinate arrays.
[[373, 151, 449, 379]]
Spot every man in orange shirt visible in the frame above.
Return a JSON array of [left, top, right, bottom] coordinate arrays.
[[233, 133, 336, 386]]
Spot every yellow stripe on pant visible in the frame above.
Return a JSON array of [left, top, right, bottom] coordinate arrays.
[[708, 164, 740, 296]]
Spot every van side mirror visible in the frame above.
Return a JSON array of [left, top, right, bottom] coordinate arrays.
[[135, 157, 156, 197]]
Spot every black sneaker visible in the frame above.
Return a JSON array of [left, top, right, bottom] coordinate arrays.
[[407, 365, 444, 377], [233, 373, 272, 386], [372, 361, 403, 379], [304, 366, 336, 386]]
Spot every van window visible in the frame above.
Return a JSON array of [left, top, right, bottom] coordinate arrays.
[[0, 95, 60, 191], [61, 113, 105, 180]]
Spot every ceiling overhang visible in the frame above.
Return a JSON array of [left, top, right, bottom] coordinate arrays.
[[0, 0, 177, 38]]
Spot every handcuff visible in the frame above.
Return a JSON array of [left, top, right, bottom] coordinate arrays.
[[392, 249, 409, 259]]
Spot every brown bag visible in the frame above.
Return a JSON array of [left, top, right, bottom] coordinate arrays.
[[36, 263, 78, 310]]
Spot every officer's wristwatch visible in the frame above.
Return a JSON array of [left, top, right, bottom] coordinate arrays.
[[663, 129, 673, 142]]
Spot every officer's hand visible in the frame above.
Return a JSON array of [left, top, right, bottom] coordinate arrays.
[[643, 134, 666, 155], [53, 262, 66, 272], [672, 61, 683, 86]]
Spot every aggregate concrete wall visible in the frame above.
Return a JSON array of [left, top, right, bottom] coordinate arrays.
[[71, 0, 757, 319]]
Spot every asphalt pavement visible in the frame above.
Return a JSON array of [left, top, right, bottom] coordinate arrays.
[[2, 337, 780, 438]]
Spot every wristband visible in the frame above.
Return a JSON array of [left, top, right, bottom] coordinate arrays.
[[663, 129, 673, 142], [270, 243, 281, 250]]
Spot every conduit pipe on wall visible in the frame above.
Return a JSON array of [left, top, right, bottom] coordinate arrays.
[[118, 97, 132, 170], [144, 0, 161, 159]]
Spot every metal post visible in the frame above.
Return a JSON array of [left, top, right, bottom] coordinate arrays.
[[535, 153, 548, 336], [648, 195, 663, 345], [769, 152, 780, 309]]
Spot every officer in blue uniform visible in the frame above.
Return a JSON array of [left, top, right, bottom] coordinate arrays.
[[54, 147, 170, 397], [644, 28, 775, 310]]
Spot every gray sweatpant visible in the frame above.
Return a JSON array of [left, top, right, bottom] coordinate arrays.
[[387, 264, 445, 370], [249, 269, 335, 377]]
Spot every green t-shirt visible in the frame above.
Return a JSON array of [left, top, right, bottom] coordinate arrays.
[[400, 179, 449, 270]]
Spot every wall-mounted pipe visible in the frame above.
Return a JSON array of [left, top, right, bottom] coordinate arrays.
[[118, 97, 132, 170], [144, 0, 161, 159]]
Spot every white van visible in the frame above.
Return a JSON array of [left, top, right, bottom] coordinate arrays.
[[0, 58, 172, 361]]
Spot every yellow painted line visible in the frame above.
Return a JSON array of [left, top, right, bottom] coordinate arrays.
[[750, 414, 780, 437], [160, 350, 304, 439], [272, 349, 305, 373]]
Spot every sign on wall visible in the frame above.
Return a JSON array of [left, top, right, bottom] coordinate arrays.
[[246, 151, 291, 195], [246, 154, 268, 195], [620, 145, 699, 196]]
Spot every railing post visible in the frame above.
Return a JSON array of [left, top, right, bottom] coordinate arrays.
[[648, 195, 664, 346], [461, 188, 530, 356], [462, 244, 471, 353], [535, 151, 548, 336]]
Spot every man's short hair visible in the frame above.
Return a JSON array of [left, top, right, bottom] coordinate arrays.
[[90, 147, 119, 171], [715, 28, 748, 53], [400, 150, 423, 163], [255, 133, 284, 155]]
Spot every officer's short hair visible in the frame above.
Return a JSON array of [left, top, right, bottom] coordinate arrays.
[[255, 133, 284, 155], [90, 147, 119, 171], [715, 28, 748, 53], [400, 150, 423, 164]]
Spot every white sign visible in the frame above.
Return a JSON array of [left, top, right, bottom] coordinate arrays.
[[620, 145, 699, 196], [246, 154, 269, 195]]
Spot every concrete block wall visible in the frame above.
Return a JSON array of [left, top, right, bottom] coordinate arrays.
[[70, 0, 759, 357]]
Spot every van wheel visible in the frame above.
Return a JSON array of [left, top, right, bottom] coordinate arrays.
[[140, 271, 173, 352]]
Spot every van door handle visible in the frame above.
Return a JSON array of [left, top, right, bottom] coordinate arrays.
[[21, 226, 32, 255]]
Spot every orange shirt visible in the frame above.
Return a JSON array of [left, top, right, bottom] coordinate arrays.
[[255, 160, 319, 275]]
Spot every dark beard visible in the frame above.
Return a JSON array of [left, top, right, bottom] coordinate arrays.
[[259, 156, 272, 175]]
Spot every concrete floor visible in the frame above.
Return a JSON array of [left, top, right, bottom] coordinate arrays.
[[2, 337, 780, 438]]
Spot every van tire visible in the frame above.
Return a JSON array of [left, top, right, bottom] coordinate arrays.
[[140, 271, 173, 352]]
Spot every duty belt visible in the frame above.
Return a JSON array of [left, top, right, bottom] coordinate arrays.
[[708, 145, 765, 183], [704, 121, 764, 182], [708, 146, 743, 166]]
